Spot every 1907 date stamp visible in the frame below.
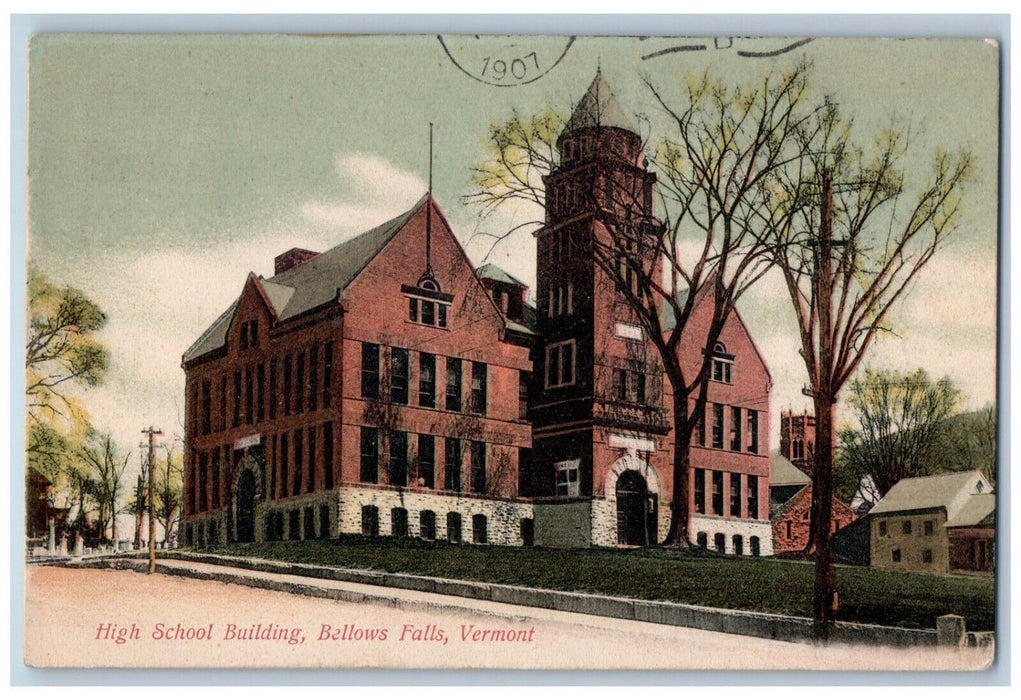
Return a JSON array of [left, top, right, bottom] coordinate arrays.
[[438, 35, 574, 87]]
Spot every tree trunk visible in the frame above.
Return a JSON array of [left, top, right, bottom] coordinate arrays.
[[664, 383, 691, 546], [810, 395, 838, 640]]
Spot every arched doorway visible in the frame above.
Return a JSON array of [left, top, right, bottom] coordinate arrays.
[[616, 470, 656, 545], [235, 470, 257, 543]]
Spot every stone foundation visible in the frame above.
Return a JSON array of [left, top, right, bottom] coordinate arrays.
[[690, 514, 774, 556]]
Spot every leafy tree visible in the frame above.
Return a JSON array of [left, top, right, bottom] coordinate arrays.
[[836, 368, 960, 503], [766, 100, 973, 635], [26, 268, 109, 426], [925, 404, 997, 485], [467, 62, 828, 544]]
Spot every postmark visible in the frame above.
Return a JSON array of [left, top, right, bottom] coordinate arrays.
[[438, 35, 574, 87]]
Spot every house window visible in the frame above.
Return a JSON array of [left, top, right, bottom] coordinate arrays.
[[418, 353, 436, 408], [389, 431, 408, 487], [470, 362, 487, 414], [270, 434, 277, 499], [201, 381, 211, 436], [444, 437, 461, 492], [747, 410, 759, 454], [360, 427, 379, 484], [245, 367, 254, 424], [391, 347, 409, 404], [879, 520, 888, 536], [556, 459, 581, 497], [472, 514, 488, 544], [361, 505, 379, 536], [892, 549, 901, 563], [902, 520, 913, 535], [697, 405, 706, 446], [249, 320, 259, 348], [730, 473, 742, 517], [256, 363, 266, 423], [747, 475, 759, 519], [279, 433, 289, 498], [420, 511, 437, 540], [924, 520, 935, 536], [470, 441, 487, 494], [546, 340, 576, 388], [408, 297, 450, 328], [922, 549, 933, 564], [219, 376, 227, 431], [711, 342, 733, 383], [446, 358, 462, 411], [361, 343, 380, 399], [730, 406, 742, 451], [306, 426, 316, 493], [711, 403, 724, 449], [233, 370, 242, 427], [785, 521, 793, 539], [268, 360, 277, 420], [694, 469, 706, 514], [418, 434, 435, 489], [210, 450, 220, 510], [447, 512, 462, 543], [712, 471, 724, 516], [391, 508, 409, 538]]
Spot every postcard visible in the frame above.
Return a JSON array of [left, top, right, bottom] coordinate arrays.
[[21, 31, 1000, 672]]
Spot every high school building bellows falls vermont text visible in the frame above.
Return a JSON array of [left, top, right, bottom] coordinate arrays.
[[181, 73, 774, 554]]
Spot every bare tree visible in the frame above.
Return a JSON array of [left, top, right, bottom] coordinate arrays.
[[78, 431, 130, 545], [154, 441, 184, 547], [467, 62, 827, 544], [767, 103, 973, 636], [837, 368, 959, 501]]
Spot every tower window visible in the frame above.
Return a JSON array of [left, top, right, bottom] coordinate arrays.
[[546, 339, 576, 388], [556, 459, 580, 497]]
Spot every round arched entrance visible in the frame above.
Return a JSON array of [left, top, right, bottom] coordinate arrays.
[[616, 470, 654, 545]]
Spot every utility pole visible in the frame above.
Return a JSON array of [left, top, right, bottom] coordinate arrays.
[[142, 426, 163, 574], [134, 441, 146, 550]]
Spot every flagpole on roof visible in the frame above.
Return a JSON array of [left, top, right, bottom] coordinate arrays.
[[426, 122, 434, 274]]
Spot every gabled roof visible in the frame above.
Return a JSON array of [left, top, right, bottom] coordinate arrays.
[[945, 492, 996, 528], [564, 69, 637, 135], [183, 194, 429, 364], [771, 450, 811, 487], [870, 470, 990, 517], [476, 263, 527, 289]]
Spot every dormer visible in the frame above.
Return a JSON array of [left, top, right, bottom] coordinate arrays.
[[476, 263, 528, 324]]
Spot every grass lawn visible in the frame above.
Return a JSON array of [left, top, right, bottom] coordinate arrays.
[[206, 537, 994, 631]]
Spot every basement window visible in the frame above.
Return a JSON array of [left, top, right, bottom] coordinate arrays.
[[556, 459, 580, 497]]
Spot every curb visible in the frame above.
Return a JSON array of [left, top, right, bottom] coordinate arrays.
[[69, 552, 991, 649]]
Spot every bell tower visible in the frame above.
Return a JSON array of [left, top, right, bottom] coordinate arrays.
[[526, 70, 668, 539]]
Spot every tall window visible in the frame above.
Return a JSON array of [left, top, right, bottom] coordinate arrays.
[[418, 434, 435, 488], [730, 406, 742, 451], [471, 362, 487, 414], [308, 346, 318, 412], [446, 358, 462, 411], [697, 405, 706, 446], [444, 437, 461, 491], [219, 376, 227, 431], [546, 340, 576, 388], [198, 453, 208, 511], [711, 403, 724, 449], [361, 343, 380, 399], [391, 347, 409, 405], [201, 381, 211, 435], [550, 282, 573, 317], [295, 352, 305, 414], [472, 514, 488, 544], [360, 427, 378, 484], [322, 422, 334, 490], [389, 431, 408, 487], [256, 363, 265, 423], [470, 441, 486, 494], [306, 426, 316, 493], [556, 459, 580, 497], [269, 359, 277, 420], [694, 469, 706, 514], [233, 370, 242, 427], [323, 341, 334, 408], [447, 512, 462, 543], [210, 449, 220, 510], [270, 434, 277, 500], [730, 473, 742, 517], [747, 475, 759, 519], [245, 367, 254, 425], [419, 353, 436, 408], [279, 433, 289, 497], [518, 371, 529, 420], [747, 410, 759, 454], [283, 355, 293, 415], [712, 471, 724, 516], [292, 429, 303, 495]]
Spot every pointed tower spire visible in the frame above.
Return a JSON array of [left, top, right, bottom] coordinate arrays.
[[564, 68, 636, 135]]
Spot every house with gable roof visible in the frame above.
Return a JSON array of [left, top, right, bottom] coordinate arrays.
[[869, 470, 994, 573]]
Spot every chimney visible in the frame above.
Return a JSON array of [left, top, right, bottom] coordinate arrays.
[[274, 248, 320, 275]]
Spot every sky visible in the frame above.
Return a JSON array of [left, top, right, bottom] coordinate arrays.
[[26, 34, 1000, 476]]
